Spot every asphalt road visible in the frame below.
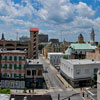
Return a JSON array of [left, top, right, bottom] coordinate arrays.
[[40, 56, 84, 100]]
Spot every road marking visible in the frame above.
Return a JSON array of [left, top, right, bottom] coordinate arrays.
[[82, 97, 86, 100], [87, 90, 95, 96]]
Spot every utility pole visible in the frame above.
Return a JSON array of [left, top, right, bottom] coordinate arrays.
[[58, 94, 60, 100]]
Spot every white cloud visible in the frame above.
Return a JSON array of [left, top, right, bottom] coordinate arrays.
[[37, 0, 95, 24], [0, 0, 100, 41]]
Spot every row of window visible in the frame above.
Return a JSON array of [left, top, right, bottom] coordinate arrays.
[[1, 64, 25, 69], [27, 70, 42, 76], [2, 73, 25, 78], [1, 56, 25, 61]]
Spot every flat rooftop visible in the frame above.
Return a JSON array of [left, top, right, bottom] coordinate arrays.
[[0, 50, 26, 53], [48, 52, 64, 55], [65, 59, 100, 65], [27, 59, 42, 65]]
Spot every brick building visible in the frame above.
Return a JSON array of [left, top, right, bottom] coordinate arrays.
[[0, 50, 26, 89]]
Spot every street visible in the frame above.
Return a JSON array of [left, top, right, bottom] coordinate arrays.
[[40, 55, 84, 100]]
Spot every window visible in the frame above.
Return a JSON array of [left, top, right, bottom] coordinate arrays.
[[14, 56, 17, 61], [38, 70, 42, 76], [14, 64, 17, 69], [9, 56, 12, 60], [32, 70, 36, 76], [19, 64, 21, 69], [76, 69, 80, 75], [4, 64, 7, 69], [5, 56, 7, 60], [94, 68, 98, 74], [19, 56, 22, 60], [27, 70, 31, 75], [10, 64, 12, 69]]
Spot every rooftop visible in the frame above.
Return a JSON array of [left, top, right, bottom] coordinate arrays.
[[30, 28, 39, 32], [27, 59, 42, 65], [48, 52, 64, 55], [70, 43, 97, 50], [65, 59, 100, 65], [0, 50, 26, 53]]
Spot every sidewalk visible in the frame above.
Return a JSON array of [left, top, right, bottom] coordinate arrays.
[[11, 89, 49, 95]]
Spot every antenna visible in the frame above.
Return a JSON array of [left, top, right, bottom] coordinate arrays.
[[16, 32, 18, 41]]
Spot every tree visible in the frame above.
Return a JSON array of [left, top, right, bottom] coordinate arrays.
[[93, 74, 97, 85], [63, 56, 68, 59], [38, 44, 44, 50], [23, 87, 27, 93]]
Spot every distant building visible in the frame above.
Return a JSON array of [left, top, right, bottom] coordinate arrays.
[[43, 42, 63, 58], [60, 58, 100, 87], [65, 43, 97, 59], [78, 34, 84, 43], [86, 48, 100, 60], [19, 36, 30, 42], [0, 50, 26, 89], [48, 52, 69, 66], [38, 34, 48, 43], [90, 28, 95, 45], [25, 59, 44, 89], [1, 33, 5, 40], [0, 28, 39, 59], [49, 38, 59, 43], [97, 70, 100, 100]]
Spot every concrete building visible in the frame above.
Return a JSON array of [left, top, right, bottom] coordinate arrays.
[[38, 34, 48, 43], [48, 52, 68, 66], [65, 43, 97, 59], [60, 58, 100, 87], [0, 50, 26, 89], [97, 70, 100, 100], [25, 59, 44, 89], [0, 28, 39, 59]]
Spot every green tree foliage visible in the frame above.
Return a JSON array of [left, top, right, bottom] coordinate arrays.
[[0, 88, 10, 94], [38, 44, 44, 50], [63, 56, 68, 59], [93, 74, 97, 84], [97, 44, 100, 48]]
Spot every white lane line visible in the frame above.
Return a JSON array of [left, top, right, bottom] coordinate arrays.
[[87, 90, 95, 96], [82, 97, 86, 100]]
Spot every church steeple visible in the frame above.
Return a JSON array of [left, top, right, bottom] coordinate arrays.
[[1, 33, 5, 40], [90, 28, 95, 45]]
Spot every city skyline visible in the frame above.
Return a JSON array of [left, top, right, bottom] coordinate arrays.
[[0, 0, 100, 42]]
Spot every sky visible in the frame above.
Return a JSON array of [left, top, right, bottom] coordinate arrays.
[[0, 0, 100, 42]]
